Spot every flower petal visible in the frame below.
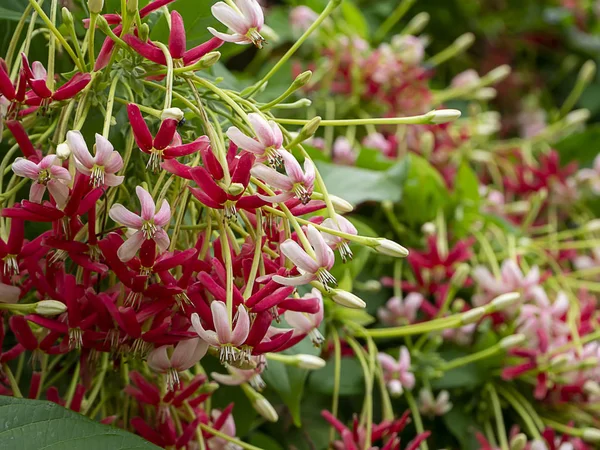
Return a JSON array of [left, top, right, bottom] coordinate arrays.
[[147, 345, 171, 372], [67, 130, 94, 169], [248, 113, 275, 147], [226, 126, 265, 155], [154, 200, 171, 227], [117, 230, 145, 262], [136, 186, 156, 221], [191, 312, 220, 346], [231, 305, 250, 345], [210, 301, 231, 344], [153, 229, 170, 253], [306, 225, 334, 269], [211, 2, 248, 34], [47, 180, 69, 209], [94, 133, 114, 165], [280, 239, 319, 273], [109, 204, 143, 228], [12, 157, 40, 179]]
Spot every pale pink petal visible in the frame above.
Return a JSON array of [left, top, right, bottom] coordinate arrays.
[[117, 230, 145, 262], [226, 127, 266, 155], [257, 192, 294, 203], [303, 158, 316, 186], [94, 134, 114, 165], [147, 345, 171, 372], [306, 225, 334, 269], [207, 28, 251, 44], [472, 266, 502, 293], [109, 204, 143, 228], [377, 353, 398, 372], [272, 272, 316, 286], [104, 152, 123, 174], [136, 186, 155, 221], [153, 200, 171, 227], [231, 305, 250, 345], [47, 180, 69, 209], [248, 113, 275, 147], [32, 61, 47, 80], [12, 158, 40, 179], [398, 346, 411, 370], [39, 154, 57, 169], [191, 313, 220, 346], [49, 165, 71, 181], [401, 372, 416, 390], [29, 183, 46, 203], [251, 164, 293, 190], [336, 215, 357, 235], [268, 120, 283, 148], [284, 310, 313, 333], [211, 301, 231, 344], [501, 259, 524, 288], [171, 338, 208, 371], [67, 130, 94, 169], [237, 0, 264, 28], [103, 173, 124, 187], [280, 151, 304, 183], [153, 229, 170, 253], [280, 239, 319, 273], [211, 372, 242, 386], [74, 160, 92, 176], [211, 3, 249, 34]]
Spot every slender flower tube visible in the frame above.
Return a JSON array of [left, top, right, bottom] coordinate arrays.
[[191, 301, 250, 364], [273, 225, 336, 290], [108, 186, 171, 262], [226, 113, 285, 166], [209, 0, 265, 48], [66, 131, 124, 188], [12, 155, 71, 209]]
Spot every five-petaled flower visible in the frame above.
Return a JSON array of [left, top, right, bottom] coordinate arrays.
[[378, 347, 415, 397], [273, 225, 337, 290], [66, 131, 124, 188], [109, 186, 171, 262], [209, 0, 265, 48], [12, 155, 71, 209], [227, 113, 285, 166]]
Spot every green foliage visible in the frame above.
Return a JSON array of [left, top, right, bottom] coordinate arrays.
[[0, 396, 159, 450]]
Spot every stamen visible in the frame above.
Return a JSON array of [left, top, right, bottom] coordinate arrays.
[[250, 373, 266, 391], [165, 367, 180, 391], [90, 164, 105, 188], [2, 255, 19, 275], [147, 149, 164, 173], [265, 147, 283, 167], [317, 268, 337, 291], [293, 183, 311, 205], [224, 201, 238, 221], [309, 329, 325, 347], [247, 28, 266, 49], [141, 220, 157, 239], [338, 242, 353, 263], [69, 328, 83, 350]]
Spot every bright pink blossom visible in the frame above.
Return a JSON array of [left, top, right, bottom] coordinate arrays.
[[378, 347, 415, 396], [12, 155, 71, 208], [66, 131, 124, 187], [209, 0, 265, 47], [226, 113, 285, 165]]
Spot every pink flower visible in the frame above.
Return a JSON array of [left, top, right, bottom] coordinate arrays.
[[418, 389, 452, 416], [517, 108, 546, 138], [332, 137, 356, 166], [284, 288, 324, 345], [226, 113, 284, 166], [207, 408, 241, 450], [574, 247, 600, 271], [273, 225, 337, 290], [209, 0, 265, 48], [378, 347, 415, 396], [211, 364, 265, 391], [362, 133, 394, 158], [66, 131, 124, 188], [320, 214, 357, 262], [392, 35, 425, 66], [451, 69, 480, 88], [517, 290, 570, 346], [377, 293, 423, 325], [147, 337, 208, 390], [289, 6, 318, 32], [108, 186, 171, 262], [191, 301, 250, 364], [12, 155, 71, 208], [251, 150, 315, 204]]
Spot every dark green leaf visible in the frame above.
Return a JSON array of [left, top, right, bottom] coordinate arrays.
[[0, 396, 159, 450], [308, 357, 365, 396], [554, 124, 600, 168]]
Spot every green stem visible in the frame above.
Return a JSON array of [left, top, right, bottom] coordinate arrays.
[[88, 13, 97, 70], [103, 75, 120, 138], [3, 364, 22, 397], [488, 384, 509, 450], [5, 3, 34, 72], [373, 0, 417, 42], [405, 390, 429, 450], [274, 112, 436, 127]]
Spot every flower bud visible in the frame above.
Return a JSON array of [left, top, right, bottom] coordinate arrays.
[[95, 15, 110, 33], [161, 107, 184, 122], [199, 51, 221, 69], [403, 12, 429, 35], [295, 354, 326, 370], [450, 263, 469, 287], [586, 219, 600, 231], [421, 222, 436, 235], [460, 307, 485, 325], [34, 300, 67, 316], [330, 195, 353, 213], [374, 238, 409, 258], [499, 334, 526, 349], [485, 64, 511, 84], [253, 396, 278, 422], [126, 0, 138, 14], [88, 0, 104, 14], [565, 109, 590, 126], [579, 60, 596, 84], [490, 292, 520, 312], [454, 33, 475, 52], [584, 380, 600, 396], [62, 7, 74, 26], [549, 354, 569, 369], [582, 428, 600, 443], [330, 289, 366, 309], [509, 433, 527, 450], [139, 23, 150, 42], [474, 87, 496, 100], [199, 381, 220, 393], [429, 109, 461, 124], [56, 142, 71, 159], [361, 280, 381, 291], [292, 70, 312, 88], [227, 182, 245, 197]]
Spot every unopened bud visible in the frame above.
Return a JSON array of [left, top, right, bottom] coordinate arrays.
[[199, 51, 221, 69], [565, 108, 590, 126], [583, 380, 600, 396], [474, 87, 496, 100], [56, 142, 71, 159], [361, 280, 381, 291], [88, 0, 104, 14], [34, 300, 67, 316], [139, 23, 150, 42], [330, 289, 366, 309], [295, 354, 326, 370], [253, 397, 278, 422], [421, 222, 436, 235], [490, 292, 520, 311], [62, 7, 74, 26], [460, 307, 485, 325], [429, 109, 461, 124], [161, 107, 184, 122], [450, 263, 469, 287], [550, 354, 570, 369], [199, 381, 220, 393], [499, 334, 526, 349], [509, 433, 527, 450], [485, 64, 511, 84], [227, 182, 246, 197], [579, 60, 596, 84], [374, 239, 409, 258], [582, 428, 600, 443], [292, 70, 312, 88], [403, 12, 429, 35], [420, 131, 435, 157], [454, 33, 475, 52], [296, 116, 321, 142], [330, 195, 353, 213], [586, 219, 600, 231], [126, 0, 138, 14]]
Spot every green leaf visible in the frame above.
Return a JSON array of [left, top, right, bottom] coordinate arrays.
[[0, 396, 159, 449], [308, 357, 365, 396], [451, 162, 481, 238], [341, 2, 369, 39], [315, 159, 408, 206], [554, 124, 600, 168]]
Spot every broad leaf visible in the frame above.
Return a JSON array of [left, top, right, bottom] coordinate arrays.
[[0, 396, 159, 449]]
